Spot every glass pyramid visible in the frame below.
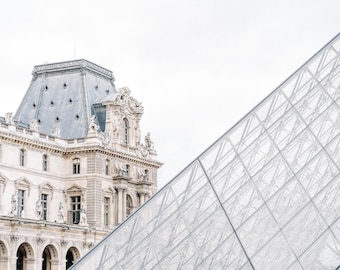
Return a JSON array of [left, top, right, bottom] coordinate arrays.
[[72, 34, 340, 270]]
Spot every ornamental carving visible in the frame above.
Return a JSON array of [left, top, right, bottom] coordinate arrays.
[[113, 87, 144, 115]]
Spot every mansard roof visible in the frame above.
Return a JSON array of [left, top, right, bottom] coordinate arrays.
[[71, 34, 340, 269], [14, 59, 117, 139]]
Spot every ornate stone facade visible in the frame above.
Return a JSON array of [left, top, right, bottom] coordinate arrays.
[[0, 60, 162, 270]]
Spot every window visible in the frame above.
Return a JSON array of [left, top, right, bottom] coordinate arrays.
[[123, 118, 129, 144], [41, 193, 48, 220], [20, 149, 25, 166], [43, 154, 48, 171], [105, 159, 109, 175], [73, 158, 80, 174], [126, 195, 132, 217], [70, 196, 81, 224], [18, 189, 25, 217], [104, 197, 109, 227], [144, 169, 149, 181], [123, 164, 129, 177]]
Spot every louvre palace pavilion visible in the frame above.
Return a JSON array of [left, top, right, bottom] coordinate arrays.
[[0, 59, 162, 269]]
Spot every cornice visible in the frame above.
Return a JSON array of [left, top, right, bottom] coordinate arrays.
[[65, 146, 163, 168], [0, 131, 65, 154], [0, 130, 163, 168]]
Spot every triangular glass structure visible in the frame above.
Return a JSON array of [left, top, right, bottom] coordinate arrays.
[[71, 34, 340, 270]]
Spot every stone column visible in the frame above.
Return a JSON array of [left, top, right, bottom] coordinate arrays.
[[122, 189, 127, 220], [116, 188, 122, 224], [138, 191, 146, 206], [0, 184, 3, 214]]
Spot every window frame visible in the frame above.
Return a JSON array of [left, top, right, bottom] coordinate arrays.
[[126, 195, 132, 217], [105, 159, 109, 175], [41, 193, 48, 220], [69, 195, 81, 224], [19, 149, 25, 167], [104, 197, 109, 227], [73, 158, 80, 174], [42, 154, 48, 171], [17, 189, 25, 217], [122, 118, 129, 144]]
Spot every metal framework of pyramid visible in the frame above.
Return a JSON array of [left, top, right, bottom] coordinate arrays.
[[71, 34, 340, 269]]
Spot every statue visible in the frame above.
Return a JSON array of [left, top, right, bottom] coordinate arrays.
[[145, 132, 154, 150], [89, 115, 99, 132], [58, 202, 64, 222], [112, 114, 121, 140], [79, 205, 87, 226], [10, 194, 16, 216], [101, 132, 111, 147], [52, 126, 60, 137], [30, 119, 39, 132], [5, 112, 14, 125], [135, 124, 141, 145], [36, 199, 43, 219]]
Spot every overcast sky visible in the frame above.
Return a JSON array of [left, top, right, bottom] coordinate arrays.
[[0, 0, 339, 187]]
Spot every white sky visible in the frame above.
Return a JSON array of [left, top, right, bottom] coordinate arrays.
[[0, 0, 339, 188]]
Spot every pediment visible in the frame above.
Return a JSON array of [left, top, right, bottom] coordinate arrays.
[[15, 177, 32, 188], [39, 181, 55, 199], [15, 177, 32, 195], [66, 184, 86, 193], [39, 181, 55, 191], [103, 186, 115, 195], [64, 184, 86, 202]]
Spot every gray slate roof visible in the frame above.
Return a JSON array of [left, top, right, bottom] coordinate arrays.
[[14, 59, 116, 139]]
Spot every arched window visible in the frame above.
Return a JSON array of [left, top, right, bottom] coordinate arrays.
[[73, 158, 80, 174], [16, 243, 34, 270], [42, 247, 51, 270], [126, 195, 132, 217], [122, 118, 129, 144], [66, 247, 80, 269], [16, 245, 26, 270], [66, 249, 74, 269]]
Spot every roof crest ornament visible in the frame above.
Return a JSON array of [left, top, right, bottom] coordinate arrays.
[[33, 59, 113, 79], [114, 87, 144, 115]]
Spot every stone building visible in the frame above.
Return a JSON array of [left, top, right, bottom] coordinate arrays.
[[0, 59, 162, 270]]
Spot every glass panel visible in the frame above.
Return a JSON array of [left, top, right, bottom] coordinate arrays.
[[236, 205, 279, 257], [267, 177, 310, 227], [223, 181, 264, 229], [312, 175, 340, 226], [298, 227, 340, 269], [281, 128, 322, 173], [199, 136, 236, 179], [282, 202, 328, 257], [251, 232, 296, 270], [296, 150, 339, 198], [252, 154, 293, 201]]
